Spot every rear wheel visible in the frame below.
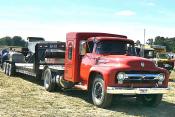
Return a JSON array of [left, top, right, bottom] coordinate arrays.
[[137, 94, 163, 107], [43, 68, 56, 92], [91, 74, 113, 108], [8, 63, 15, 76], [2, 62, 7, 73], [5, 63, 9, 75]]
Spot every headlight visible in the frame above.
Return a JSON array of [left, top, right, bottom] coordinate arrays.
[[156, 73, 165, 85], [117, 72, 128, 84]]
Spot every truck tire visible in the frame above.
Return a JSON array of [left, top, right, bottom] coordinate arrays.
[[91, 74, 113, 108], [3, 62, 7, 73], [137, 94, 163, 107], [8, 63, 15, 76], [43, 68, 56, 92], [5, 63, 9, 75]]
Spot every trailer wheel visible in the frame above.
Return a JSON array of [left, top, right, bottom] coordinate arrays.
[[2, 62, 7, 73], [137, 94, 163, 107], [8, 64, 15, 76], [5, 63, 9, 75], [91, 74, 112, 108], [43, 68, 56, 92]]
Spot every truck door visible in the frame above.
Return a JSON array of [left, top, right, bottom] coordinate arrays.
[[64, 40, 74, 81], [80, 41, 97, 81]]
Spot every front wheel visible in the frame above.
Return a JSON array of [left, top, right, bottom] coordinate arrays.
[[91, 74, 112, 108], [136, 94, 163, 107]]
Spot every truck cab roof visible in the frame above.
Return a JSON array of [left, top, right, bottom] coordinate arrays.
[[88, 36, 134, 43], [66, 32, 127, 40]]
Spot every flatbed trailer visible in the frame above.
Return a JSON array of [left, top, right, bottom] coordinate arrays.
[[3, 41, 66, 80]]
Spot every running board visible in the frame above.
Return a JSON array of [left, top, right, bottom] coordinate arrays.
[[74, 84, 87, 90]]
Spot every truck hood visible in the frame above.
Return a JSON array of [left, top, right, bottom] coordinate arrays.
[[96, 55, 156, 71]]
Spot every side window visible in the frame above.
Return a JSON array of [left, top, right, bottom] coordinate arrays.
[[68, 44, 73, 60], [87, 41, 94, 53]]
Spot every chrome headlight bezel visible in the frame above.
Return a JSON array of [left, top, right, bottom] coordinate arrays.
[[117, 72, 128, 84], [156, 73, 165, 84]]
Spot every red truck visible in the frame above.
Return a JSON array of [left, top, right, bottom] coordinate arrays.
[[3, 32, 170, 108]]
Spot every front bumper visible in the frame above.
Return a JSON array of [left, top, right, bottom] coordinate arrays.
[[107, 87, 170, 94]]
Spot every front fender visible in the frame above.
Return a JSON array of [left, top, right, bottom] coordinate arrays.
[[89, 66, 117, 89]]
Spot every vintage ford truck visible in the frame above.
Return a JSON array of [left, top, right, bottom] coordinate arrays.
[[3, 32, 170, 108]]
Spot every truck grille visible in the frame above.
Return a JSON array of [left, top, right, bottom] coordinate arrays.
[[125, 71, 160, 74], [124, 74, 159, 83], [123, 71, 160, 83]]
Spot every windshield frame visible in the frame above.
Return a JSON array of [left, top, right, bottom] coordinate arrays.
[[94, 40, 136, 55]]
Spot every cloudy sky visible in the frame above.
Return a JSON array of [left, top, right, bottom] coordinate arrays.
[[0, 0, 175, 43]]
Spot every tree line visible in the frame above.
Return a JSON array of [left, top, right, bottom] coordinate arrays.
[[0, 36, 26, 47], [136, 36, 175, 52], [0, 35, 175, 52], [147, 36, 175, 52]]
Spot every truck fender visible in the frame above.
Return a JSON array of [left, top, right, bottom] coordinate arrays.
[[88, 67, 111, 90]]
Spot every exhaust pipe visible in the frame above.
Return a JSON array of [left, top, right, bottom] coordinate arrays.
[[56, 75, 74, 89]]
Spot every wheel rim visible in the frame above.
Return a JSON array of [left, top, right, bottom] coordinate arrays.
[[93, 81, 104, 104], [44, 71, 50, 89]]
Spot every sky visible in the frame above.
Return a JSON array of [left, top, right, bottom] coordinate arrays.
[[0, 0, 175, 43]]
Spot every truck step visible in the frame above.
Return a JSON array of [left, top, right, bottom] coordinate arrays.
[[74, 84, 87, 90]]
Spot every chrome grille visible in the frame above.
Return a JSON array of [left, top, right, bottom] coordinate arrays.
[[124, 73, 159, 83]]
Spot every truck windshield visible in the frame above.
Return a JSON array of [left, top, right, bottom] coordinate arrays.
[[144, 50, 154, 58], [159, 53, 169, 59], [96, 40, 135, 55]]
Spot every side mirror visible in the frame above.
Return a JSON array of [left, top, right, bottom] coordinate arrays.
[[79, 40, 87, 55]]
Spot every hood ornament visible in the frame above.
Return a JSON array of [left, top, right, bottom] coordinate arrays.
[[141, 62, 145, 68]]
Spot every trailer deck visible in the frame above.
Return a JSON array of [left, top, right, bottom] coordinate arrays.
[[15, 63, 64, 77]]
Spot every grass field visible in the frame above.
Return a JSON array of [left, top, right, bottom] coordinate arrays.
[[0, 71, 175, 117]]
